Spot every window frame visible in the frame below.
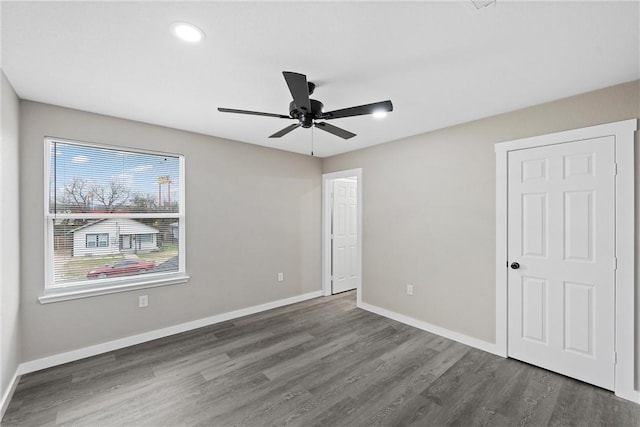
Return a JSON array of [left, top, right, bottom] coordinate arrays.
[[41, 136, 188, 304]]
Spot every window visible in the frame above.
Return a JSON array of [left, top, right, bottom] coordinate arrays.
[[86, 233, 108, 248], [138, 234, 153, 243], [43, 137, 187, 302]]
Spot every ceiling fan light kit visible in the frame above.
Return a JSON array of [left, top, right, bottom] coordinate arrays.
[[218, 71, 393, 140]]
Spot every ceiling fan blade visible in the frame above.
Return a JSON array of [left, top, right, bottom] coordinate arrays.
[[322, 100, 393, 120], [218, 107, 291, 119], [269, 123, 301, 138], [315, 122, 356, 139], [282, 71, 311, 112]]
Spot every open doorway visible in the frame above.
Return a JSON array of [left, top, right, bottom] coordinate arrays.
[[322, 169, 362, 303]]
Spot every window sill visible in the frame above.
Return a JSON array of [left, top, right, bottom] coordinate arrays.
[[39, 274, 190, 304]]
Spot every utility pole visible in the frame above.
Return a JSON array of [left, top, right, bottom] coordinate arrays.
[[157, 175, 171, 208]]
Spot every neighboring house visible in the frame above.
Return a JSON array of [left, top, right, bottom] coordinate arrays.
[[170, 221, 179, 240], [72, 218, 159, 257]]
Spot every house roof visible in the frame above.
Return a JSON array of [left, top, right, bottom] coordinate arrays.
[[71, 218, 159, 235]]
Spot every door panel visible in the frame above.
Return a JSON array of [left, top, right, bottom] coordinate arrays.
[[521, 193, 547, 257], [564, 191, 594, 261], [563, 281, 594, 356], [521, 276, 548, 344], [507, 136, 615, 390]]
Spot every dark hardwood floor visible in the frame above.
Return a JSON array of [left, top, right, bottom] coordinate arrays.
[[3, 291, 640, 426]]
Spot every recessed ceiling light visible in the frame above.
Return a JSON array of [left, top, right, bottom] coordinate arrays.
[[171, 22, 205, 43], [372, 111, 388, 119]]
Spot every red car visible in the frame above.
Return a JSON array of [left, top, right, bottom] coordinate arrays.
[[87, 259, 156, 279]]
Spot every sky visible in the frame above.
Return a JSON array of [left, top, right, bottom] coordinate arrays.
[[50, 141, 181, 210]]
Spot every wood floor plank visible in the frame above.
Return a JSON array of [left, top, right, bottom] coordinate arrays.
[[196, 324, 411, 426], [276, 328, 423, 425], [497, 364, 563, 426], [4, 290, 640, 427], [150, 330, 273, 378]]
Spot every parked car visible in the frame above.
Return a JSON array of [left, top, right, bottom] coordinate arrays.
[[87, 259, 156, 279]]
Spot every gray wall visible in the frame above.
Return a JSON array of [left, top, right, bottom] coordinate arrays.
[[1, 71, 21, 403], [323, 80, 640, 345], [19, 101, 322, 362]]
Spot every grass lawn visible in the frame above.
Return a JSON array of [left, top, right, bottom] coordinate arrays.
[[141, 243, 178, 264]]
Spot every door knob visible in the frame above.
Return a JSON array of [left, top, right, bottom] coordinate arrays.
[[510, 262, 520, 270]]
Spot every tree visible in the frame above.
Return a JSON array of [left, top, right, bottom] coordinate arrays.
[[61, 178, 93, 212], [131, 193, 158, 212], [60, 178, 130, 212], [92, 180, 130, 212]]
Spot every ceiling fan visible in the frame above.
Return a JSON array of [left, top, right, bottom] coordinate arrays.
[[218, 71, 393, 140]]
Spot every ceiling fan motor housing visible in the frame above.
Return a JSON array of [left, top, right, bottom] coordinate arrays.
[[289, 99, 324, 128]]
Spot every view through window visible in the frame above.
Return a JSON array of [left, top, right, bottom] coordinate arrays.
[[45, 137, 184, 291]]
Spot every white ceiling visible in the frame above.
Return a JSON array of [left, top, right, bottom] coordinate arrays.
[[2, 1, 639, 158]]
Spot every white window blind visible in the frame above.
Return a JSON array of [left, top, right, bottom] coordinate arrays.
[[45, 137, 185, 293]]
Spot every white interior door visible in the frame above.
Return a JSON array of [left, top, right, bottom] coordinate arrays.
[[507, 136, 615, 390], [332, 178, 358, 294]]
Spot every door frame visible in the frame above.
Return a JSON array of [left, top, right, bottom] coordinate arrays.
[[322, 168, 362, 304], [495, 119, 637, 401]]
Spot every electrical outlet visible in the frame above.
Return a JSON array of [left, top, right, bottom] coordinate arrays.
[[139, 295, 148, 308], [406, 284, 414, 296], [277, 272, 284, 282]]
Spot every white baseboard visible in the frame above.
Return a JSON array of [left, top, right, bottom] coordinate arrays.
[[615, 388, 640, 404], [358, 301, 500, 356], [1, 368, 20, 420], [20, 290, 323, 375]]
